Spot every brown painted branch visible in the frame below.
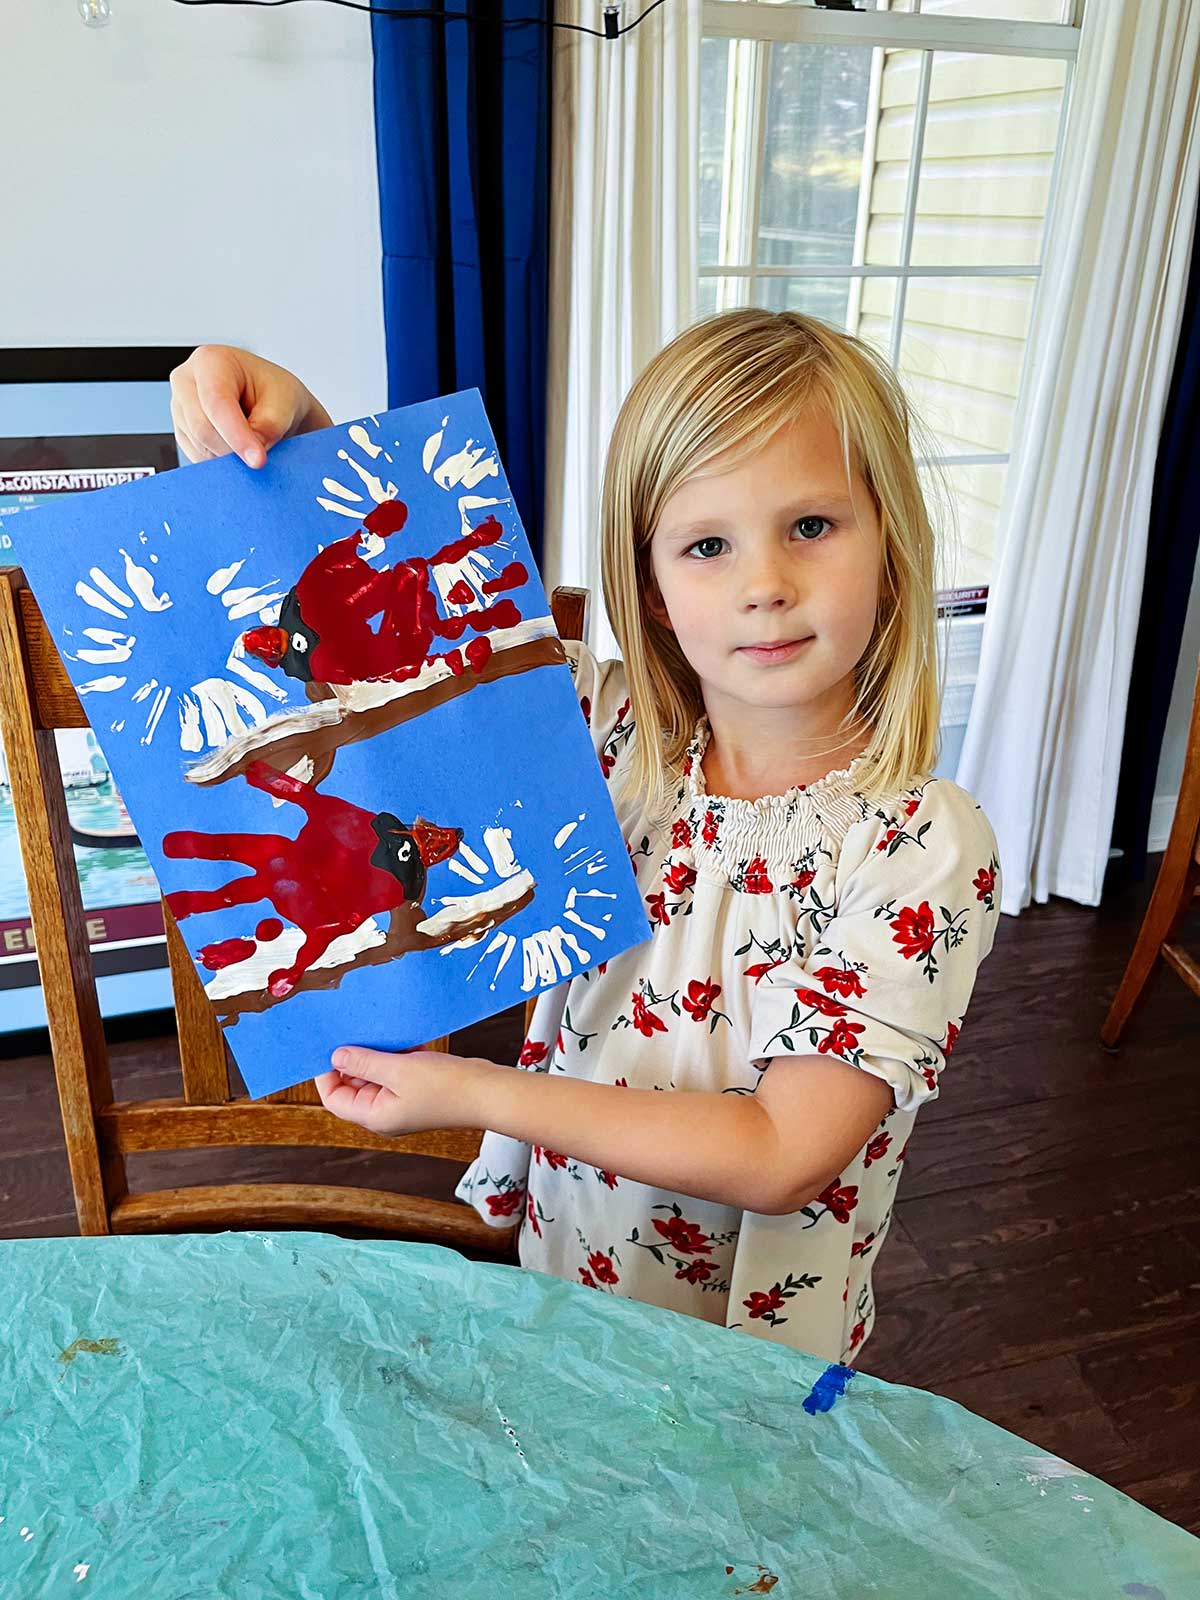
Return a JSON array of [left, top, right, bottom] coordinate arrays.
[[190, 634, 566, 788]]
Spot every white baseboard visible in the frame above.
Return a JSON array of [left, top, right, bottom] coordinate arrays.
[[1148, 791, 1179, 854]]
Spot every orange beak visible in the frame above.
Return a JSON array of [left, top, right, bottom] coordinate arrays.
[[406, 819, 462, 868], [242, 626, 289, 668]]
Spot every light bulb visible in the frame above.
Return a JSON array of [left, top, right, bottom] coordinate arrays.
[[78, 0, 112, 25]]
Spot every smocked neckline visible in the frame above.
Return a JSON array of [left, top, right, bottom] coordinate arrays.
[[683, 718, 870, 807]]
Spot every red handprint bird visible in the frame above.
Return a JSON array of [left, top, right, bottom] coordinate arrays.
[[240, 498, 526, 687], [163, 760, 461, 999]]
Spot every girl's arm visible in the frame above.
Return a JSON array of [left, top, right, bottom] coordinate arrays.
[[315, 1047, 892, 1216]]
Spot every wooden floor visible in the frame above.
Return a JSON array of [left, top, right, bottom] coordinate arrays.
[[3, 862, 1198, 1534]]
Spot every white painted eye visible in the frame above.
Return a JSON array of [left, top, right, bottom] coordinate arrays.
[[397, 839, 412, 859], [291, 632, 308, 653]]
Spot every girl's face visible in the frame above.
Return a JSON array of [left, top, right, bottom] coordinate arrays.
[[648, 412, 882, 739]]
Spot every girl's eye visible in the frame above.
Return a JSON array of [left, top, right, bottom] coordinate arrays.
[[686, 536, 728, 560], [793, 516, 832, 542]]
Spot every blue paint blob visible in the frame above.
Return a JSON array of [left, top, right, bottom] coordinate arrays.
[[1123, 1586, 1167, 1600], [802, 1363, 856, 1416]]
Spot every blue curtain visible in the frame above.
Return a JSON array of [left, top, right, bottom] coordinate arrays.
[[371, 0, 550, 561], [1108, 214, 1200, 887]]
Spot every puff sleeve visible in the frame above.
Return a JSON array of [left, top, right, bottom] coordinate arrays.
[[562, 638, 635, 782], [748, 778, 1001, 1111]]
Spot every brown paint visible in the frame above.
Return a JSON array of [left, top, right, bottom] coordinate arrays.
[[58, 1337, 121, 1365]]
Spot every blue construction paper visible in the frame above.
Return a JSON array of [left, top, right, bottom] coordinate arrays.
[[4, 392, 650, 1095]]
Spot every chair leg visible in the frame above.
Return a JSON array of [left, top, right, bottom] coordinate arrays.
[[1101, 854, 1199, 1048]]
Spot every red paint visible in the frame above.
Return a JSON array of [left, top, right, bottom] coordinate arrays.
[[363, 498, 408, 536], [241, 506, 521, 686], [482, 561, 528, 595], [444, 648, 464, 677], [445, 578, 476, 606], [435, 599, 520, 640], [164, 762, 459, 998], [256, 917, 284, 941], [199, 936, 257, 972], [465, 636, 492, 673], [431, 513, 505, 567]]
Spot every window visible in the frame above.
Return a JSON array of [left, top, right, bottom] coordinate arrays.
[[699, 0, 1081, 599]]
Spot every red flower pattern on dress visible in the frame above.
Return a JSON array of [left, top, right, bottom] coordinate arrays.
[[485, 1188, 523, 1218], [702, 809, 720, 848], [671, 817, 692, 850], [681, 978, 721, 1023], [944, 1020, 960, 1055], [588, 1250, 619, 1285], [897, 1142, 910, 1162], [796, 988, 847, 1017], [905, 797, 921, 817], [876, 828, 899, 853], [745, 958, 788, 984], [653, 1214, 713, 1255], [743, 856, 773, 894], [744, 1285, 787, 1319], [864, 1133, 891, 1167], [849, 1318, 867, 1350], [519, 1039, 548, 1067], [891, 901, 937, 959], [814, 965, 866, 1000], [533, 1147, 568, 1171], [815, 1179, 859, 1223], [579, 695, 592, 727], [790, 869, 816, 893], [920, 1062, 938, 1091], [818, 1016, 866, 1056], [578, 1268, 597, 1288], [974, 866, 995, 901], [676, 1258, 717, 1284], [526, 1188, 543, 1238], [664, 860, 697, 895], [646, 891, 670, 927], [631, 991, 668, 1037], [598, 1170, 619, 1189]]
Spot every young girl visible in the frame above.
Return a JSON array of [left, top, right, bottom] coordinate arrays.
[[170, 310, 1000, 1365]]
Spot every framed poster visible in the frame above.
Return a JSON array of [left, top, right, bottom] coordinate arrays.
[[0, 348, 187, 1029]]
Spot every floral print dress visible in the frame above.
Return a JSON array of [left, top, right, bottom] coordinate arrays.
[[457, 641, 1001, 1364]]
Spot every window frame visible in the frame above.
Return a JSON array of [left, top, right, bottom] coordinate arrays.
[[700, 1, 1081, 533]]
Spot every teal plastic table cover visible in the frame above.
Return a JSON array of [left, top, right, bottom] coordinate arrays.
[[1, 1231, 1195, 1598]]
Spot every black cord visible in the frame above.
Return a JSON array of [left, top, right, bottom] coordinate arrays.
[[172, 0, 671, 38]]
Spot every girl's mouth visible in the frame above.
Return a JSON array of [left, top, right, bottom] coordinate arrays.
[[737, 638, 813, 665]]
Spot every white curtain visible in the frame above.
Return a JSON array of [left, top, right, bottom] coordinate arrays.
[[956, 0, 1200, 916], [542, 0, 701, 659]]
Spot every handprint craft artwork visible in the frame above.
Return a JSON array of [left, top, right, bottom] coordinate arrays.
[[5, 392, 650, 1096]]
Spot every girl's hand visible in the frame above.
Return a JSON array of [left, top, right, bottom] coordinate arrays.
[[169, 345, 333, 469], [314, 1045, 487, 1139]]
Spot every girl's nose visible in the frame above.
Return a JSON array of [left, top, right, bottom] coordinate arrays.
[[740, 560, 796, 611]]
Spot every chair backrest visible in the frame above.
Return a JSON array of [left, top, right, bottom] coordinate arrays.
[[0, 565, 589, 1245]]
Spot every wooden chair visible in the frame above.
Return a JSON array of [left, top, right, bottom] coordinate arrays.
[[0, 565, 588, 1245], [1102, 653, 1200, 1046]]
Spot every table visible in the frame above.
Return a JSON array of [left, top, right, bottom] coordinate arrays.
[[1, 1231, 1196, 1598]]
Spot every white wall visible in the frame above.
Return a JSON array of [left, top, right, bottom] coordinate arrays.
[[1150, 553, 1200, 851], [3, 0, 386, 425]]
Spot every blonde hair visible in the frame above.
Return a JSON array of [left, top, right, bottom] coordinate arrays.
[[599, 307, 946, 811]]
